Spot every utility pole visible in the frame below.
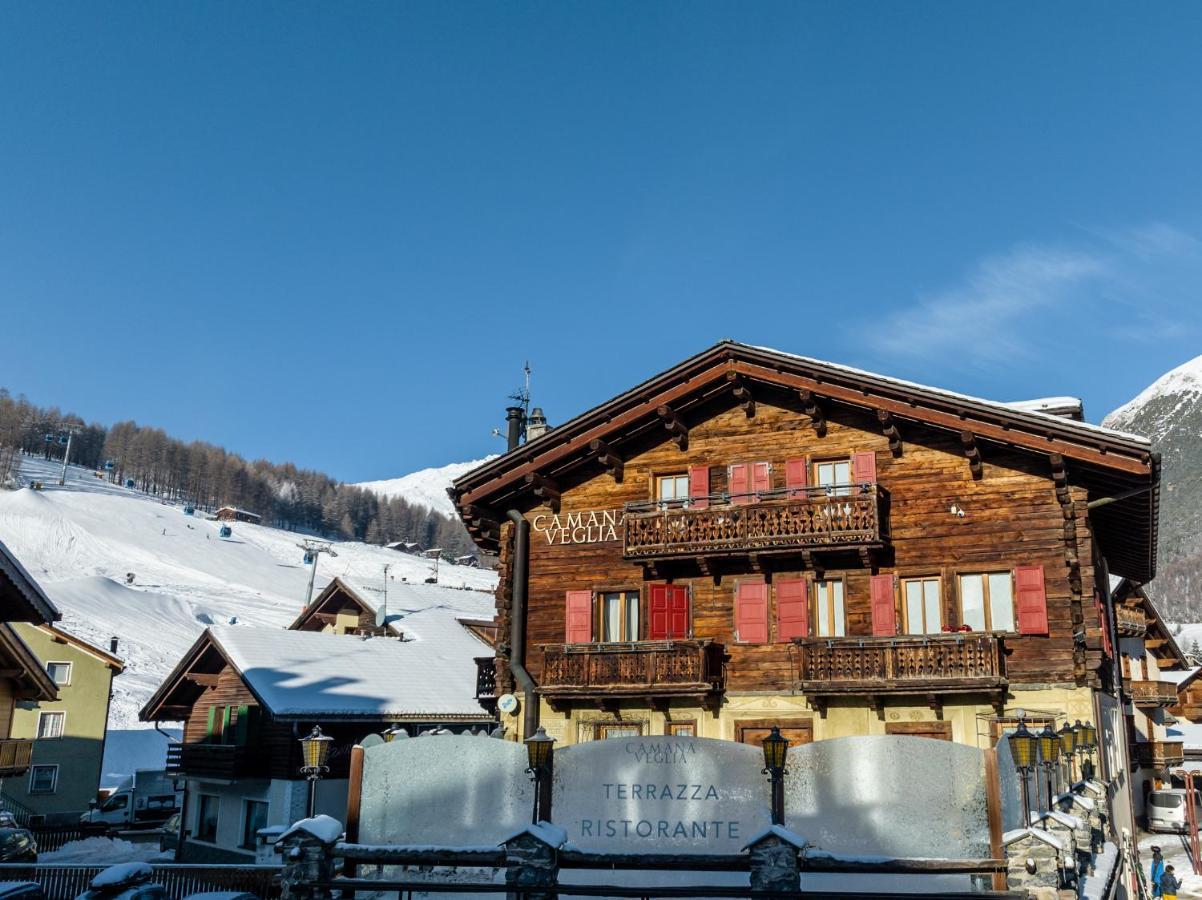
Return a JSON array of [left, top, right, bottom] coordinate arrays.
[[57, 424, 83, 486], [298, 540, 338, 611], [377, 563, 391, 629]]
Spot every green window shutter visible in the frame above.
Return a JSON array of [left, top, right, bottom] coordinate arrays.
[[234, 704, 250, 746], [205, 706, 217, 740], [221, 706, 232, 744]]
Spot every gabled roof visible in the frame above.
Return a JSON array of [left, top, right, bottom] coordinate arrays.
[[453, 341, 1158, 580], [35, 624, 125, 672], [290, 576, 495, 639], [1111, 578, 1188, 669], [0, 624, 58, 701], [0, 538, 60, 625], [141, 624, 494, 722]]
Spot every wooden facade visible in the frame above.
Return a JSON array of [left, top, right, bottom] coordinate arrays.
[[454, 342, 1159, 749]]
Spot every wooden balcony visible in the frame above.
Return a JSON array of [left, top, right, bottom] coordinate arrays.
[[475, 656, 498, 716], [539, 640, 725, 708], [0, 739, 33, 776], [1115, 605, 1146, 637], [1133, 739, 1184, 769], [1130, 679, 1179, 708], [169, 742, 268, 781], [623, 485, 887, 563], [796, 634, 1007, 715]]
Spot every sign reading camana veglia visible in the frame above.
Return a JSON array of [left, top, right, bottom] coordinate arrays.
[[552, 737, 770, 854], [532, 510, 624, 545]]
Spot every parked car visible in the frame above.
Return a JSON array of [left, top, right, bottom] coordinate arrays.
[[156, 812, 181, 854], [0, 827, 37, 863], [1147, 788, 1202, 833], [75, 864, 165, 900]]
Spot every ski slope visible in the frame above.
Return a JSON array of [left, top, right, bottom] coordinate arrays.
[[354, 457, 495, 518], [0, 455, 497, 735]]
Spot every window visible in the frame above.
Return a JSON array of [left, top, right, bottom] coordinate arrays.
[[813, 459, 852, 496], [600, 591, 639, 642], [656, 474, 690, 508], [958, 572, 1016, 632], [596, 724, 642, 740], [28, 765, 57, 794], [902, 577, 942, 634], [666, 722, 696, 737], [196, 794, 220, 843], [36, 712, 64, 739], [240, 799, 269, 850], [100, 793, 128, 812], [45, 663, 71, 686], [813, 580, 846, 637]]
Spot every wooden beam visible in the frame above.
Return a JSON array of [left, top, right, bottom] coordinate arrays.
[[185, 673, 220, 687], [588, 438, 624, 483], [960, 431, 982, 480], [524, 473, 561, 512], [798, 389, 827, 437], [656, 405, 688, 451], [877, 409, 902, 456], [725, 371, 755, 418]]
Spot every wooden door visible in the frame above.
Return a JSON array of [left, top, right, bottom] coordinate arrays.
[[736, 719, 813, 746]]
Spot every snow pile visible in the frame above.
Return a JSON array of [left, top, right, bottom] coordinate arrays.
[[42, 837, 169, 864], [354, 458, 496, 518], [280, 814, 343, 845]]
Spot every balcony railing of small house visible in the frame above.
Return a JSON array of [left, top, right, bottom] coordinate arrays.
[[1133, 739, 1185, 769], [0, 740, 33, 776], [1114, 605, 1147, 637], [622, 484, 887, 561], [539, 640, 725, 700], [475, 656, 497, 701], [1130, 679, 1179, 708], [173, 742, 268, 780], [796, 633, 1006, 697]]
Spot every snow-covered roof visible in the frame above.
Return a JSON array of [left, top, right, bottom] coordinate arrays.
[[1167, 719, 1202, 752], [1003, 397, 1084, 419], [0, 536, 60, 625], [279, 815, 343, 845], [1055, 791, 1096, 812], [1031, 809, 1083, 830], [499, 822, 568, 848], [742, 824, 808, 850], [1161, 667, 1200, 686], [207, 625, 491, 720], [1002, 827, 1065, 851], [329, 577, 496, 643]]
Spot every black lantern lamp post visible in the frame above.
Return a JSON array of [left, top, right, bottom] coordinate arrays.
[[1008, 719, 1039, 823], [761, 726, 790, 825], [1036, 723, 1061, 823], [1057, 720, 1079, 784], [1076, 720, 1097, 781], [299, 726, 333, 818], [524, 726, 556, 824]]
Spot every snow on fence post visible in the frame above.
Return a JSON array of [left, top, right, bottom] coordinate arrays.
[[501, 823, 564, 900], [277, 816, 342, 900], [744, 825, 806, 893]]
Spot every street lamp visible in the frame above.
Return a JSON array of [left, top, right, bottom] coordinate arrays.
[[761, 726, 790, 825], [1058, 721, 1079, 783], [1007, 719, 1039, 822], [1076, 720, 1097, 781], [1037, 723, 1061, 823], [524, 727, 555, 824], [382, 725, 409, 742], [299, 726, 333, 818]]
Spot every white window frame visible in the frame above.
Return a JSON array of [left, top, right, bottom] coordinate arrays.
[[194, 793, 220, 844], [957, 571, 1017, 633], [45, 662, 72, 686], [36, 711, 65, 740], [28, 764, 58, 794]]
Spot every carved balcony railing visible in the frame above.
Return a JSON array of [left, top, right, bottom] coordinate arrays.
[[0, 739, 33, 776], [796, 634, 1006, 704], [623, 484, 887, 562], [1130, 679, 1178, 708], [539, 641, 725, 704], [475, 656, 498, 715], [1114, 606, 1146, 637], [1132, 739, 1184, 769]]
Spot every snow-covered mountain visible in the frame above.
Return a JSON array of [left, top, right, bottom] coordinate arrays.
[[0, 455, 497, 760], [1103, 353, 1202, 618], [354, 457, 495, 518]]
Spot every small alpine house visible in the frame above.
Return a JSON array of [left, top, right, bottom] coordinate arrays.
[[453, 341, 1157, 764]]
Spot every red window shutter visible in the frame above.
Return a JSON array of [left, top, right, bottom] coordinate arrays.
[[667, 586, 690, 639], [852, 451, 877, 484], [776, 579, 809, 642], [688, 466, 710, 510], [870, 574, 897, 636], [736, 582, 769, 644], [752, 462, 771, 497], [649, 584, 669, 640], [565, 591, 593, 643], [1094, 591, 1112, 658], [785, 458, 808, 498], [1015, 566, 1049, 635], [729, 464, 751, 504]]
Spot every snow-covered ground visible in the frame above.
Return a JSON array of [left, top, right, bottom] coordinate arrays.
[[0, 455, 496, 782], [1139, 830, 1202, 898], [41, 836, 170, 865], [354, 457, 495, 518]]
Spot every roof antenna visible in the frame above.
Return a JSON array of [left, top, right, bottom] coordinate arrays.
[[492, 362, 533, 450]]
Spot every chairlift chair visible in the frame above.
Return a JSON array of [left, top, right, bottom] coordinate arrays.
[[183, 506, 195, 516], [58, 434, 68, 445], [104, 460, 114, 471], [219, 525, 232, 538], [124, 479, 135, 489], [43, 434, 52, 443], [303, 551, 314, 565]]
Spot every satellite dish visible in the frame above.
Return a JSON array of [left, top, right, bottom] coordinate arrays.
[[497, 693, 519, 715], [359, 734, 385, 749]]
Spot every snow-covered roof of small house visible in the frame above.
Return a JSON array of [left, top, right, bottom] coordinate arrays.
[[1055, 791, 1096, 812], [1161, 667, 1200, 687], [1002, 827, 1065, 851], [295, 576, 495, 640], [1003, 397, 1084, 420], [1031, 809, 1083, 831]]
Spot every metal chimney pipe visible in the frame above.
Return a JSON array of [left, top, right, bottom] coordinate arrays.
[[505, 406, 525, 451], [110, 637, 119, 654]]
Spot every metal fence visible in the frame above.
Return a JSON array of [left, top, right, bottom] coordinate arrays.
[[30, 828, 86, 854], [0, 863, 281, 900]]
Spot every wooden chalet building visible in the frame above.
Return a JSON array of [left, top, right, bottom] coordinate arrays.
[[0, 541, 61, 787], [214, 507, 261, 525], [453, 342, 1158, 764]]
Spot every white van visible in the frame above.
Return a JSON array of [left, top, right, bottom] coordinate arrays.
[[1147, 789, 1202, 833]]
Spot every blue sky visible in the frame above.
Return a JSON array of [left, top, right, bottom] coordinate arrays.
[[2, 3, 1200, 481]]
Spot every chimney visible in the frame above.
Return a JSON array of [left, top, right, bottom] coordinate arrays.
[[505, 406, 525, 451], [527, 407, 549, 441], [110, 637, 119, 654]]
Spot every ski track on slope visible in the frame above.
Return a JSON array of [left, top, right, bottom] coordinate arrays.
[[0, 456, 497, 733]]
